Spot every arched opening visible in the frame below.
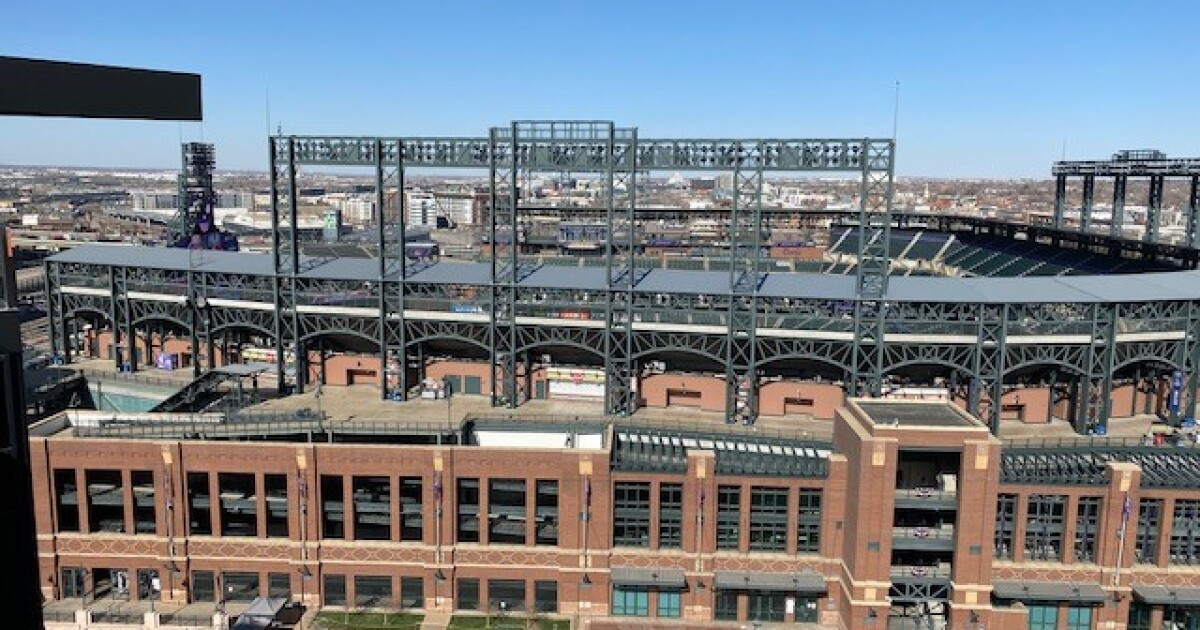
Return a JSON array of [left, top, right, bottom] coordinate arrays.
[[1002, 363, 1087, 426], [1111, 358, 1179, 421], [757, 356, 850, 420], [299, 330, 382, 389], [62, 309, 110, 363], [635, 349, 727, 414]]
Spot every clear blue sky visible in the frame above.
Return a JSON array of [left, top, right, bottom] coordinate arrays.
[[1, 1, 1197, 177]]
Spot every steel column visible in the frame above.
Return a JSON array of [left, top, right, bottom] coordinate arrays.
[[1188, 176, 1200, 249], [1080, 175, 1095, 232], [1110, 175, 1127, 239], [972, 303, 1007, 433], [108, 266, 120, 369], [1078, 303, 1117, 434], [376, 140, 408, 401], [488, 124, 519, 407], [1146, 175, 1164, 244], [1183, 301, 1200, 424], [850, 139, 895, 398], [188, 270, 200, 378], [726, 146, 764, 424], [1053, 175, 1067, 230], [45, 260, 61, 360], [604, 125, 638, 416]]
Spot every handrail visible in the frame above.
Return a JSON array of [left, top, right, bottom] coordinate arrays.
[[892, 525, 955, 541]]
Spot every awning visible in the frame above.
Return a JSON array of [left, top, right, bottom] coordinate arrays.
[[1133, 585, 1200, 606], [992, 581, 1106, 604], [610, 567, 686, 590], [714, 570, 827, 594]]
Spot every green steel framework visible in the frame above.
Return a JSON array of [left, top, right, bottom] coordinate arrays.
[[1051, 152, 1200, 246], [42, 124, 1200, 434], [266, 122, 896, 425]]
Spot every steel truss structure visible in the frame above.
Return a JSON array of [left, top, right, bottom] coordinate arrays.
[[260, 122, 894, 424], [1052, 150, 1200, 246], [41, 122, 1200, 433]]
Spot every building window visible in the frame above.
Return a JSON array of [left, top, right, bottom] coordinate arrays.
[[1066, 605, 1093, 630], [995, 493, 1017, 560], [264, 474, 288, 538], [218, 473, 257, 537], [457, 578, 479, 611], [187, 472, 211, 536], [1135, 498, 1163, 564], [86, 469, 125, 533], [534, 580, 558, 613], [748, 592, 788, 622], [535, 480, 558, 546], [1028, 604, 1058, 630], [54, 469, 80, 532], [612, 586, 649, 616], [717, 486, 742, 551], [400, 576, 424, 609], [457, 478, 480, 543], [487, 579, 526, 613], [222, 571, 260, 602], [1127, 601, 1151, 630], [613, 482, 651, 547], [797, 489, 821, 553], [658, 591, 682, 618], [715, 590, 739, 621], [488, 479, 527, 544], [399, 477, 423, 542], [353, 476, 391, 541], [268, 573, 290, 599], [191, 571, 215, 603], [61, 567, 86, 599], [1170, 499, 1200, 564], [131, 471, 156, 535], [323, 574, 346, 607], [320, 475, 344, 539], [1024, 494, 1066, 561], [354, 575, 392, 608], [658, 483, 683, 549], [749, 486, 789, 552], [1074, 496, 1102, 562]]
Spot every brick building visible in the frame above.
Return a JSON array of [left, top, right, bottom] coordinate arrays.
[[30, 399, 1200, 629]]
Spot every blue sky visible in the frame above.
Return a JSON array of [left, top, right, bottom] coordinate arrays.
[[1, 1, 1197, 177]]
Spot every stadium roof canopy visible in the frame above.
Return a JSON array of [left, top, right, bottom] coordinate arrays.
[[52, 245, 1200, 304]]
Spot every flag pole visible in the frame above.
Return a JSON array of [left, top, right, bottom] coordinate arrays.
[[1114, 493, 1130, 588]]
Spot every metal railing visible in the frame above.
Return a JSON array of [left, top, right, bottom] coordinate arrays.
[[76, 366, 194, 390], [472, 411, 828, 444], [894, 488, 956, 502], [41, 608, 78, 623], [892, 526, 955, 541], [1004, 436, 1160, 450], [889, 565, 952, 580], [160, 610, 216, 626], [90, 608, 146, 624], [73, 409, 461, 441]]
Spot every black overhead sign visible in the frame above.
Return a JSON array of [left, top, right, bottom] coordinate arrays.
[[0, 56, 201, 121]]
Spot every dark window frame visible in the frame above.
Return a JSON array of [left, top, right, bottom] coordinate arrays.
[[53, 469, 81, 533], [1024, 494, 1066, 561], [995, 493, 1017, 560], [658, 483, 683, 549], [1169, 498, 1200, 565], [1074, 496, 1102, 563], [613, 482, 651, 548], [748, 486, 789, 552], [1135, 498, 1163, 564], [717, 485, 742, 551]]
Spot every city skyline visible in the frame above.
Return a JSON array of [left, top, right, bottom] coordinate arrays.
[[1, 0, 1198, 177]]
